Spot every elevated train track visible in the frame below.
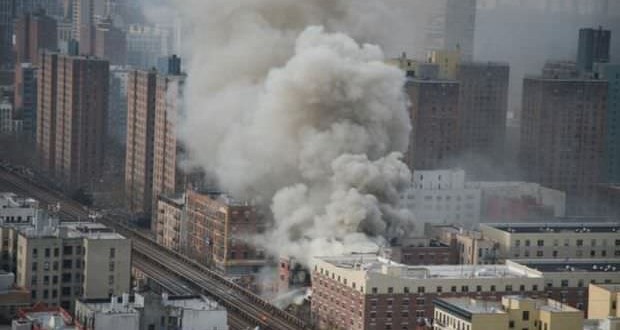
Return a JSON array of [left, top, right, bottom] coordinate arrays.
[[0, 168, 310, 330]]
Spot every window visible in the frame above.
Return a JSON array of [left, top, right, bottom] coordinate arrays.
[[388, 287, 394, 294], [61, 273, 71, 283], [45, 248, 50, 257], [110, 248, 116, 258], [53, 248, 59, 257], [403, 287, 409, 293], [536, 251, 543, 257], [109, 262, 115, 272], [515, 240, 521, 247], [461, 286, 469, 292], [509, 320, 514, 328], [490, 285, 496, 292], [417, 287, 425, 294], [505, 285, 513, 292], [108, 275, 114, 285], [577, 239, 583, 247], [372, 287, 378, 294], [436, 286, 442, 293], [525, 240, 530, 247], [451, 286, 457, 293], [522, 311, 529, 321], [476, 285, 482, 292], [532, 285, 538, 291], [63, 246, 73, 255], [537, 240, 544, 247], [62, 260, 72, 268], [561, 280, 569, 287]]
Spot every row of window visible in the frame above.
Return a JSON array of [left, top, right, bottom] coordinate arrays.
[[514, 239, 620, 247]]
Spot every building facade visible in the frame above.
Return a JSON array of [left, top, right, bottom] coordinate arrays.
[[154, 193, 186, 253], [520, 69, 608, 213], [15, 222, 131, 311], [455, 62, 510, 175], [577, 27, 611, 73], [480, 223, 620, 261], [186, 189, 266, 277], [311, 254, 620, 330], [433, 296, 583, 330], [595, 64, 620, 183], [406, 80, 461, 171], [587, 283, 620, 320]]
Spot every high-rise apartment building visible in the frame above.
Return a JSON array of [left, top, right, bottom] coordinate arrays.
[[13, 10, 57, 67], [577, 27, 611, 73], [520, 64, 608, 212], [125, 68, 183, 216], [125, 70, 157, 215], [126, 24, 172, 70], [595, 64, 620, 183], [406, 78, 461, 171], [94, 17, 126, 65], [72, 0, 95, 55], [456, 62, 510, 173], [15, 222, 131, 311], [15, 64, 38, 138], [36, 53, 109, 189], [0, 0, 15, 71]]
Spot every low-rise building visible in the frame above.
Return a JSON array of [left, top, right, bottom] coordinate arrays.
[[154, 193, 186, 253], [1, 193, 41, 272], [0, 271, 30, 323], [382, 237, 457, 266], [426, 225, 499, 265], [311, 254, 620, 330], [481, 223, 620, 260], [74, 292, 228, 330], [11, 304, 76, 330], [433, 296, 583, 330], [186, 189, 267, 277], [587, 284, 620, 319], [15, 222, 131, 311]]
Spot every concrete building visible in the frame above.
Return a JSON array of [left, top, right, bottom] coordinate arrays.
[[587, 284, 620, 320], [401, 170, 481, 230], [107, 65, 130, 145], [455, 62, 510, 175], [577, 27, 611, 73], [125, 69, 183, 217], [154, 193, 186, 253], [75, 292, 228, 330], [36, 53, 109, 190], [186, 189, 267, 278], [426, 225, 500, 265], [15, 64, 38, 138], [15, 222, 131, 311], [0, 193, 39, 272], [428, 50, 461, 80], [73, 0, 95, 55], [126, 24, 172, 70], [11, 304, 76, 330], [382, 237, 457, 266], [472, 181, 566, 222], [433, 296, 583, 330], [520, 65, 608, 213], [0, 271, 30, 323], [94, 17, 126, 65], [311, 254, 620, 330], [595, 64, 620, 184], [480, 223, 620, 260], [405, 79, 461, 171]]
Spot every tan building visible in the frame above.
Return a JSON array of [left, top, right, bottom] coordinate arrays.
[[125, 69, 183, 219], [311, 254, 620, 330], [429, 50, 461, 80], [480, 223, 620, 260], [588, 284, 620, 319], [520, 64, 608, 213], [155, 193, 186, 253], [433, 296, 583, 330], [186, 189, 267, 277], [406, 78, 461, 171], [15, 222, 131, 311], [426, 225, 499, 265], [36, 53, 109, 190]]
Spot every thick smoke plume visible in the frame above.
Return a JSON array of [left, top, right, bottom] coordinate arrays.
[[173, 0, 416, 265]]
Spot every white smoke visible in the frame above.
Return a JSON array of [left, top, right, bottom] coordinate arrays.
[[174, 1, 417, 265]]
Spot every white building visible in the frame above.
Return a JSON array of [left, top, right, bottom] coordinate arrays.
[[401, 169, 566, 231], [401, 169, 482, 232], [75, 292, 228, 330], [0, 101, 22, 135], [0, 192, 39, 226]]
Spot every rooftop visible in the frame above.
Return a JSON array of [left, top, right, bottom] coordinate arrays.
[[317, 254, 538, 280], [20, 222, 125, 240], [515, 260, 620, 273], [434, 298, 505, 318], [486, 222, 620, 234]]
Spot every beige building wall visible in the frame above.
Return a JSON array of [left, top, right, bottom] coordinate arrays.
[[429, 50, 461, 79], [481, 224, 620, 260], [588, 284, 620, 319], [82, 238, 131, 299]]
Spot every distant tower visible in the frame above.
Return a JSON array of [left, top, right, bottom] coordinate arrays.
[[577, 27, 611, 73]]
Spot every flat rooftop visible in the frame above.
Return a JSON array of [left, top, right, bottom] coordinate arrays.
[[21, 222, 125, 240], [434, 298, 504, 318], [317, 254, 537, 280], [517, 261, 620, 273], [487, 222, 620, 234]]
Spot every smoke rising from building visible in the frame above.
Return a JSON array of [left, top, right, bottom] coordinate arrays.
[[169, 1, 417, 265]]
